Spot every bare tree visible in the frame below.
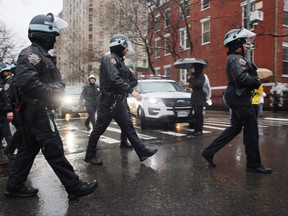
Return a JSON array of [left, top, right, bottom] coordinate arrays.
[[0, 21, 18, 64]]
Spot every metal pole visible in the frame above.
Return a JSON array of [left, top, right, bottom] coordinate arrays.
[[274, 0, 278, 84], [246, 0, 251, 61]]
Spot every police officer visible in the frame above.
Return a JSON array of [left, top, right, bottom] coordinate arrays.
[[0, 64, 13, 154], [201, 28, 272, 174], [85, 33, 158, 165], [1, 63, 22, 160], [5, 13, 98, 200], [79, 74, 100, 130]]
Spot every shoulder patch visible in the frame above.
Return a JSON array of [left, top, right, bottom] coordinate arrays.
[[4, 83, 10, 91], [110, 58, 117, 65], [238, 58, 246, 66], [28, 52, 41, 65]]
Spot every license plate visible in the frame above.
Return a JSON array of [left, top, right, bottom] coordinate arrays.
[[177, 111, 189, 117]]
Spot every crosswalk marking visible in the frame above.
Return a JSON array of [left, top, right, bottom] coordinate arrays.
[[106, 126, 156, 140]]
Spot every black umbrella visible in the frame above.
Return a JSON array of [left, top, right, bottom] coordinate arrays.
[[173, 58, 207, 69]]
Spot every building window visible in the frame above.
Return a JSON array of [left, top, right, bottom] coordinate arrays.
[[155, 67, 160, 75], [164, 9, 170, 27], [241, 0, 255, 29], [284, 0, 288, 26], [164, 66, 171, 78], [180, 0, 190, 19], [89, 34, 92, 42], [164, 34, 171, 55], [201, 17, 210, 44], [180, 69, 188, 84], [89, 14, 93, 22], [154, 15, 160, 32], [89, 24, 93, 31], [282, 43, 288, 75], [155, 38, 161, 58], [201, 0, 210, 10], [180, 28, 190, 50], [89, 4, 93, 12]]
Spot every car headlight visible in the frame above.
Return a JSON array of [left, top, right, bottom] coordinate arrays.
[[64, 96, 73, 104], [147, 98, 164, 106]]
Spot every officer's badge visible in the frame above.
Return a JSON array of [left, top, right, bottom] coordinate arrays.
[[4, 83, 10, 91], [238, 58, 246, 66], [110, 58, 117, 65], [28, 52, 41, 66]]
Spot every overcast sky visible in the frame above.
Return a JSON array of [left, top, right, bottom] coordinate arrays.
[[0, 0, 63, 54]]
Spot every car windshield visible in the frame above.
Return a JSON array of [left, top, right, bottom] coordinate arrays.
[[65, 86, 82, 95], [137, 81, 185, 93]]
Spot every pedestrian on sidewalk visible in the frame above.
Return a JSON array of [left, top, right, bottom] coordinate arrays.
[[252, 84, 264, 118], [201, 28, 272, 174], [84, 33, 158, 165], [5, 13, 98, 200], [258, 89, 266, 117]]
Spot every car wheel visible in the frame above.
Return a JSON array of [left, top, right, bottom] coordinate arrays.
[[138, 107, 147, 130]]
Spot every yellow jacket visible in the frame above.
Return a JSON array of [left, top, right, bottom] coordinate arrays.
[[252, 85, 264, 105]]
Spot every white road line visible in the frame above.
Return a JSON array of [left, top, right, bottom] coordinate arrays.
[[106, 127, 156, 140], [155, 130, 187, 136]]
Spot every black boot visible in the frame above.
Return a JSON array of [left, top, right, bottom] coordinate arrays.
[[139, 148, 158, 162], [5, 185, 39, 198], [84, 156, 103, 165], [68, 180, 98, 200]]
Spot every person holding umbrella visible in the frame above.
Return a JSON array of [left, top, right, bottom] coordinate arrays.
[[187, 63, 208, 136], [201, 28, 271, 174]]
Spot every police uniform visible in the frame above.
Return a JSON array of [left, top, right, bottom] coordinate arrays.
[[0, 72, 12, 150], [2, 74, 22, 159], [79, 80, 100, 129], [202, 51, 270, 171], [5, 13, 97, 200], [85, 51, 157, 164]]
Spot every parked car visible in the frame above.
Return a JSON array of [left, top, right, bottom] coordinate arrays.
[[127, 79, 193, 129], [57, 85, 86, 118]]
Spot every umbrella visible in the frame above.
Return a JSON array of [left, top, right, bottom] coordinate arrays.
[[256, 68, 273, 79], [173, 58, 207, 69]]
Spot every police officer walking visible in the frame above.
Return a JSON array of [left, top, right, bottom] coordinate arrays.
[[0, 64, 13, 156], [5, 13, 98, 200], [85, 34, 158, 165], [201, 28, 271, 174], [79, 74, 100, 130], [1, 63, 22, 160]]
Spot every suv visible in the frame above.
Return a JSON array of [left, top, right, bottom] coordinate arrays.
[[127, 79, 193, 129], [57, 85, 86, 118]]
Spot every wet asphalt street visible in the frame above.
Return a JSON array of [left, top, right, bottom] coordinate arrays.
[[0, 110, 287, 216]]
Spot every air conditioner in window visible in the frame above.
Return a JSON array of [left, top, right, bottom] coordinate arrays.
[[250, 10, 264, 22]]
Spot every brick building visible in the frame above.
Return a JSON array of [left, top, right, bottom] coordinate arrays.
[[149, 0, 288, 109]]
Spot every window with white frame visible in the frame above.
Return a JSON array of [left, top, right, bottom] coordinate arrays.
[[165, 8, 171, 27], [164, 65, 171, 78], [282, 43, 288, 75], [154, 15, 160, 32], [180, 0, 190, 19], [180, 28, 190, 50], [201, 17, 210, 44], [241, 0, 255, 29], [180, 69, 189, 84], [155, 67, 161, 75], [155, 38, 161, 58], [284, 0, 288, 26], [164, 34, 171, 55], [201, 0, 210, 10]]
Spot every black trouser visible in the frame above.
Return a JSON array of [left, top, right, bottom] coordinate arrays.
[[4, 111, 22, 154], [0, 110, 12, 146], [6, 103, 80, 193], [204, 87, 261, 168], [86, 100, 147, 159], [192, 104, 204, 132], [85, 104, 97, 128]]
